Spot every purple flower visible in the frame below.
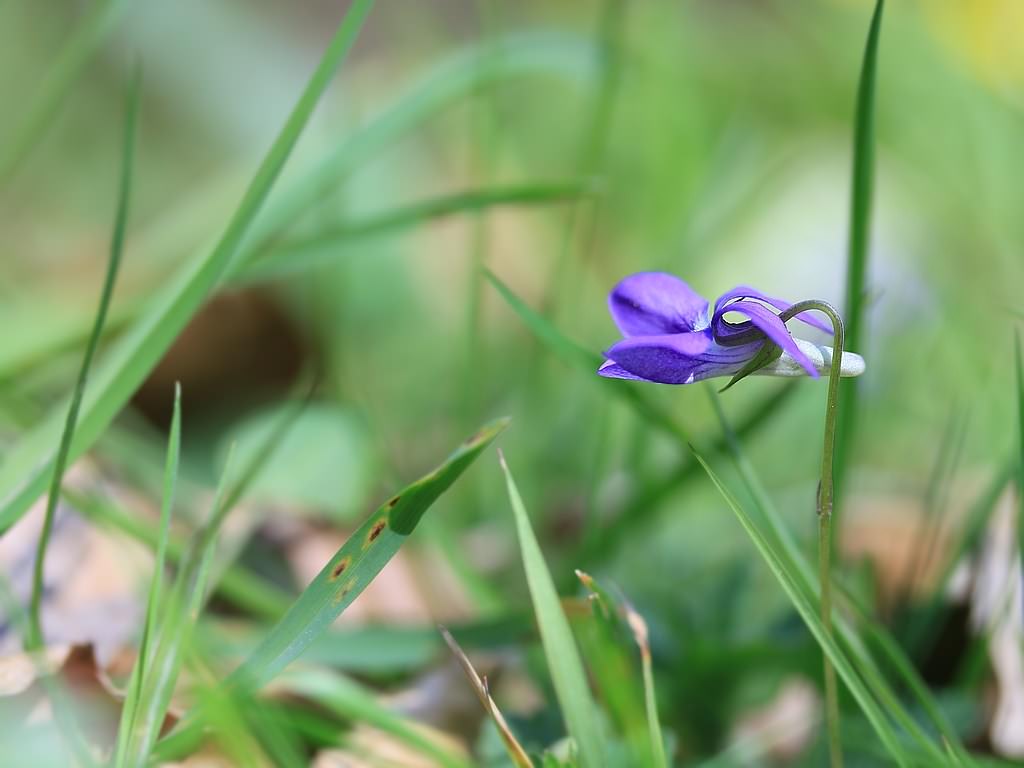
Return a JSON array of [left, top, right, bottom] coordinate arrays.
[[598, 272, 855, 386]]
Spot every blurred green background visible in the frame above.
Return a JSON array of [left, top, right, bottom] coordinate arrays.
[[2, 0, 1023, 764]]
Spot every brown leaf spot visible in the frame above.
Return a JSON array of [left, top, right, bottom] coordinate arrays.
[[387, 495, 400, 508], [368, 519, 387, 543], [329, 556, 352, 581], [333, 580, 355, 605]]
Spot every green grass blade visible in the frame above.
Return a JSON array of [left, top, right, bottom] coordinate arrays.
[[835, 0, 884, 510], [114, 383, 181, 767], [26, 70, 139, 649], [121, 446, 238, 767], [230, 417, 508, 690], [0, 0, 375, 536], [500, 451, 606, 768], [238, 181, 590, 283], [484, 268, 691, 445], [0, 0, 131, 180], [692, 449, 910, 765]]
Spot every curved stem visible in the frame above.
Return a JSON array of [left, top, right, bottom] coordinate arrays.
[[780, 299, 845, 768]]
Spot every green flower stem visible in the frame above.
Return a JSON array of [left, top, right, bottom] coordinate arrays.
[[781, 299, 845, 768]]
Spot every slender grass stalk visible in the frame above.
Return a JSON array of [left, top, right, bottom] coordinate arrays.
[[836, 0, 884, 518], [779, 299, 846, 768], [113, 383, 182, 766], [27, 69, 139, 649]]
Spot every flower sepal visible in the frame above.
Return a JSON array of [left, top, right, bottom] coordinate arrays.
[[719, 341, 783, 392]]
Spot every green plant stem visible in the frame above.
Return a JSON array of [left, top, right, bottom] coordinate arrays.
[[819, 512, 842, 768], [781, 299, 845, 768]]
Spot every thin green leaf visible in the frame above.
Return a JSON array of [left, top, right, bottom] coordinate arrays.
[[835, 0, 884, 509], [0, 0, 375, 535], [719, 342, 782, 393], [500, 451, 606, 768], [240, 181, 591, 283], [0, 0, 132, 180], [484, 268, 691, 445], [692, 449, 910, 766], [26, 69, 139, 648], [114, 383, 181, 767], [120, 446, 238, 767]]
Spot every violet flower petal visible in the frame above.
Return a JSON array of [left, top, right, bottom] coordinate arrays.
[[715, 285, 833, 335], [717, 299, 819, 377], [608, 272, 710, 337], [597, 359, 654, 382], [602, 331, 756, 385]]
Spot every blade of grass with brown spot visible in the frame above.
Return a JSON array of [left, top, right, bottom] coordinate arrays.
[[152, 418, 508, 761], [0, 0, 375, 536], [440, 626, 533, 768], [26, 69, 139, 649], [232, 417, 507, 688], [500, 451, 607, 768]]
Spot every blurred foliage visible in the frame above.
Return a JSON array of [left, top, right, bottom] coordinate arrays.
[[2, 0, 1023, 765]]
